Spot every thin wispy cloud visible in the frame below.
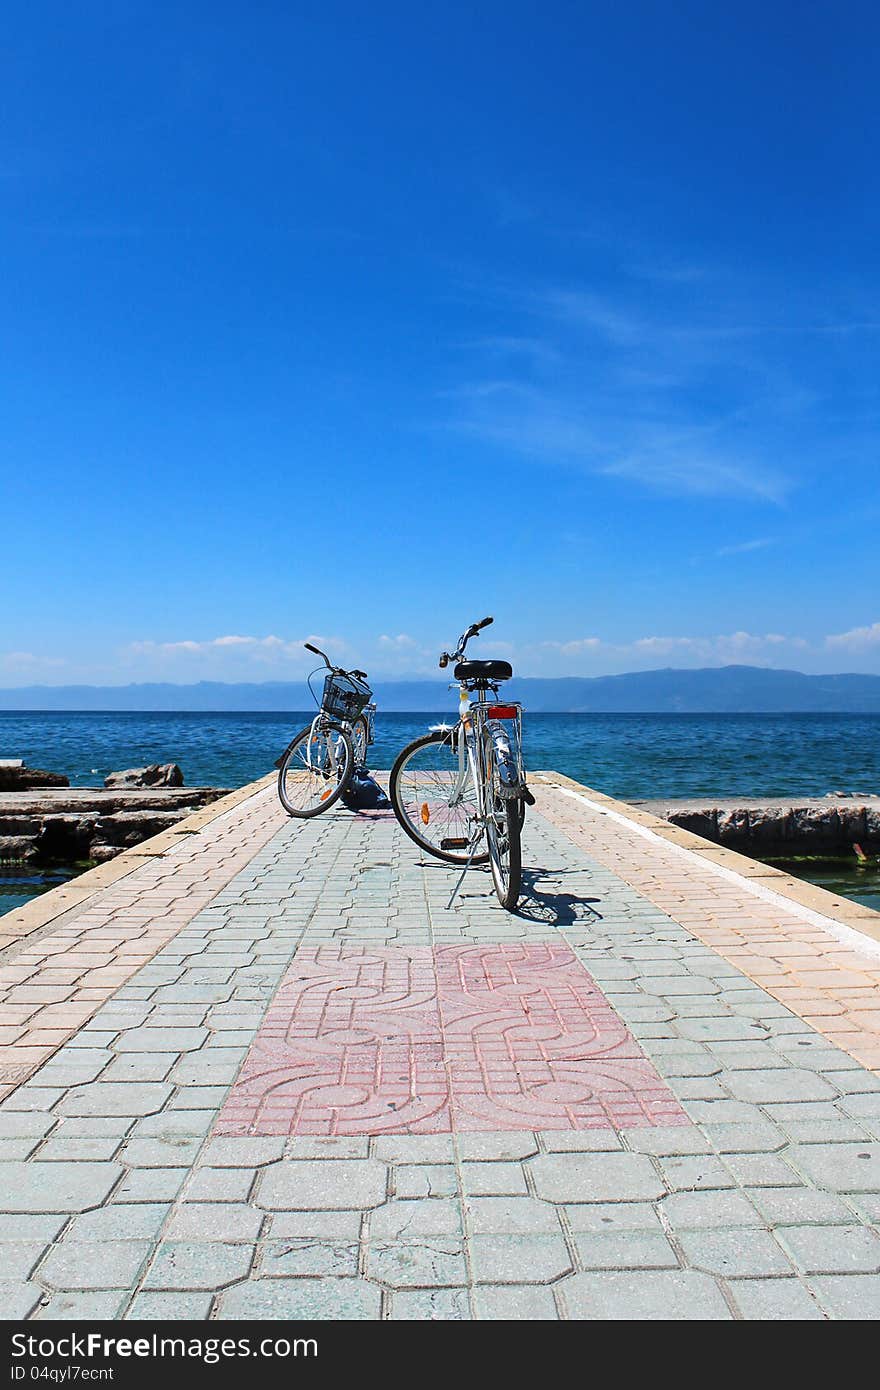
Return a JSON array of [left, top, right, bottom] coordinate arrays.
[[441, 260, 880, 505], [716, 537, 775, 557]]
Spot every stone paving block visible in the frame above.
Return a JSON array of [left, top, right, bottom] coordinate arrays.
[[538, 1130, 622, 1152], [620, 1126, 711, 1156], [0, 1214, 66, 1241], [259, 1239, 359, 1278], [171, 1050, 246, 1085], [55, 1083, 173, 1117], [660, 1189, 763, 1230], [529, 1152, 666, 1203], [574, 1231, 679, 1270], [806, 1274, 880, 1318], [369, 1199, 462, 1239], [219, 1277, 381, 1319], [560, 1269, 731, 1320], [850, 1193, 880, 1223], [2, 1161, 121, 1213], [67, 1204, 169, 1241], [700, 1122, 787, 1153], [143, 1241, 255, 1290], [0, 1281, 42, 1318], [655, 1155, 735, 1192], [465, 1197, 563, 1235], [786, 1143, 880, 1192], [131, 1110, 215, 1139], [728, 1278, 826, 1321], [0, 1241, 51, 1280], [37, 1134, 124, 1162], [390, 1288, 471, 1320], [778, 1224, 880, 1274], [120, 1137, 202, 1168], [114, 1168, 187, 1203], [114, 1027, 208, 1053], [394, 1164, 458, 1198], [168, 1087, 229, 1110], [34, 1291, 128, 1320], [366, 1237, 468, 1288], [165, 1202, 264, 1241], [0, 1138, 42, 1161], [747, 1188, 854, 1226], [563, 1202, 664, 1233], [185, 1168, 257, 1202], [723, 1069, 839, 1103], [102, 1057, 176, 1083], [200, 1137, 285, 1167], [678, 1229, 793, 1277], [469, 1233, 572, 1284], [455, 1133, 538, 1161], [126, 1292, 214, 1320], [267, 1211, 363, 1240], [723, 1153, 801, 1188], [38, 1240, 152, 1290], [0, 1112, 55, 1140], [460, 1162, 529, 1196], [471, 1284, 558, 1319], [257, 1159, 387, 1210]]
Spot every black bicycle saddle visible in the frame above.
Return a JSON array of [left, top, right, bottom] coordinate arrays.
[[454, 659, 513, 682]]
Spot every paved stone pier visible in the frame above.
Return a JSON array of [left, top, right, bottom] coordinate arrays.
[[1, 772, 880, 1321]]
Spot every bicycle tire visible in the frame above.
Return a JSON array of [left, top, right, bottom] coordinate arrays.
[[389, 729, 490, 864], [277, 723, 354, 818], [484, 738, 522, 910], [350, 715, 370, 767]]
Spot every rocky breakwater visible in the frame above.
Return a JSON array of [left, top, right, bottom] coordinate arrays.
[[0, 764, 231, 865], [633, 795, 880, 856]]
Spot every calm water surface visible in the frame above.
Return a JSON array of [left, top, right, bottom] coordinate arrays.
[[2, 711, 878, 917], [2, 710, 878, 799]]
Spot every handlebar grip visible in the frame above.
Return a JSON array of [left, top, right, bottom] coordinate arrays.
[[476, 616, 494, 630], [304, 643, 322, 655], [439, 655, 449, 668]]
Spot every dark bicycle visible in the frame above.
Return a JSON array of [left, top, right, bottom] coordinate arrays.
[[275, 643, 375, 818]]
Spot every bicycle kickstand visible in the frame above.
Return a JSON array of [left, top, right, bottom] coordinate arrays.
[[446, 827, 485, 912]]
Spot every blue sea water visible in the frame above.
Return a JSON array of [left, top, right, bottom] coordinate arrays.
[[1, 709, 878, 800]]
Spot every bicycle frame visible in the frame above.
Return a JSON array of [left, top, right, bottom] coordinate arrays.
[[438, 684, 526, 908], [440, 691, 524, 822]]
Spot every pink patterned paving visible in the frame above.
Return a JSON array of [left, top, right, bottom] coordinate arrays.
[[214, 943, 689, 1136]]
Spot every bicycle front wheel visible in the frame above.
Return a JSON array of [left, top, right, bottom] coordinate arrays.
[[484, 740, 522, 910], [277, 723, 354, 817], [389, 730, 489, 864]]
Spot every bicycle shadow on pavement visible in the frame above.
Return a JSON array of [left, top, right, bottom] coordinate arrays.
[[516, 865, 604, 926]]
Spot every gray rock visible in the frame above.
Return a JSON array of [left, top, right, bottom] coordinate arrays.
[[104, 763, 185, 789]]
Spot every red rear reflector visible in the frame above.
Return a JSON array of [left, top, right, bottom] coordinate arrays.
[[488, 704, 517, 719]]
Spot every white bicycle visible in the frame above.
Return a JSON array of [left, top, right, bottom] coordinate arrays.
[[389, 617, 534, 910]]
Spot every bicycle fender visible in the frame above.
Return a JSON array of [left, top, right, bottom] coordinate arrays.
[[487, 719, 520, 794]]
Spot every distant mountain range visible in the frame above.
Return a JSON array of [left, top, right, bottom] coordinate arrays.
[[2, 665, 880, 713]]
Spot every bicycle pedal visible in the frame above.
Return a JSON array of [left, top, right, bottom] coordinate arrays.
[[441, 837, 469, 850]]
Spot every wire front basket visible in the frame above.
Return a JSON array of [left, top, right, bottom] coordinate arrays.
[[322, 671, 372, 722]]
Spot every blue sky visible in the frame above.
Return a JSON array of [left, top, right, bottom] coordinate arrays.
[[3, 1, 879, 685]]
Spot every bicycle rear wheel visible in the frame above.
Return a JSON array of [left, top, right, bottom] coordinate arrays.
[[484, 739, 522, 910], [277, 723, 354, 817], [350, 715, 370, 767], [389, 729, 489, 864]]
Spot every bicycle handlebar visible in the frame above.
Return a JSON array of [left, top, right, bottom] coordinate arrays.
[[439, 616, 495, 667]]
